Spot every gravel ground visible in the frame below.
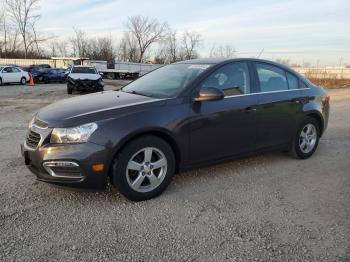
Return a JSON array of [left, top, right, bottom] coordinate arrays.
[[0, 82, 349, 261]]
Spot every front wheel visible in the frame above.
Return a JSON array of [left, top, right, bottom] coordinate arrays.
[[112, 136, 175, 201], [20, 77, 27, 85], [67, 84, 73, 94], [290, 117, 320, 159]]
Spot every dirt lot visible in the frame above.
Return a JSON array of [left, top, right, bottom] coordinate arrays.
[[0, 82, 349, 261]]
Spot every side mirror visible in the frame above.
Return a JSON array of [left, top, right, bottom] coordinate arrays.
[[99, 72, 104, 76], [194, 87, 224, 102]]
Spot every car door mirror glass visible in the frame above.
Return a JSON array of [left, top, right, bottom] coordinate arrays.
[[194, 87, 224, 102]]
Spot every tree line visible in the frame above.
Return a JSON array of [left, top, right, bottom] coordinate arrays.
[[0, 0, 236, 63]]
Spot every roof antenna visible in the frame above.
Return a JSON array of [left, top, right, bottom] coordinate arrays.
[[257, 48, 264, 58]]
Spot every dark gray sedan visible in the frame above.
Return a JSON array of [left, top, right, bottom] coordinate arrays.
[[21, 58, 330, 201]]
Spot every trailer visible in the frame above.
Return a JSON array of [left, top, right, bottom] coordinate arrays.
[[90, 60, 163, 80], [99, 69, 140, 80]]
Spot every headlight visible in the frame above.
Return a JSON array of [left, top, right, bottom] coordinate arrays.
[[28, 116, 35, 128], [50, 123, 98, 144]]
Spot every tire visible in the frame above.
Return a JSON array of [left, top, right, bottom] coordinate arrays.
[[290, 117, 320, 159], [107, 73, 115, 80], [20, 77, 26, 85], [67, 84, 73, 94], [0, 78, 2, 86], [112, 135, 175, 201]]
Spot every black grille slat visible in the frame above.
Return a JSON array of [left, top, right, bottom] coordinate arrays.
[[26, 130, 41, 148]]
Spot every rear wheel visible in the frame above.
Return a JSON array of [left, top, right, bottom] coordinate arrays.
[[0, 78, 2, 86], [291, 117, 320, 159], [112, 136, 175, 201], [20, 77, 26, 85]]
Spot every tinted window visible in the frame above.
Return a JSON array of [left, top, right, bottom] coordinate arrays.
[[4, 67, 13, 73], [256, 63, 288, 92], [71, 67, 97, 74], [202, 62, 250, 96], [286, 72, 299, 89], [300, 81, 309, 89]]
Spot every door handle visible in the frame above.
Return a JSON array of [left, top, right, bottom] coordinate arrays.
[[291, 98, 301, 103], [244, 107, 257, 113]]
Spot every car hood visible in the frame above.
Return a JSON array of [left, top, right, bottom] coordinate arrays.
[[69, 73, 101, 80], [37, 91, 165, 127]]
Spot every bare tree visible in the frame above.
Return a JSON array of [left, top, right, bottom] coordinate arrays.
[[181, 31, 201, 60], [126, 15, 168, 63], [6, 0, 41, 58], [70, 27, 89, 57], [276, 58, 291, 66], [167, 29, 178, 63], [117, 31, 140, 62], [210, 44, 236, 58]]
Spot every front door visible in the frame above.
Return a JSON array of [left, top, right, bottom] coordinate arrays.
[[189, 62, 258, 164]]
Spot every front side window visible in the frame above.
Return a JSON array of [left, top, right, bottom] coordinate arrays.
[[122, 64, 211, 98], [256, 63, 288, 92], [201, 62, 250, 96]]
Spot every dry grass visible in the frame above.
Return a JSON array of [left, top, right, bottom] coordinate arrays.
[[307, 78, 350, 89]]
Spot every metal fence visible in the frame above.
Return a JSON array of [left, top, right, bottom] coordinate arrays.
[[1, 58, 350, 79]]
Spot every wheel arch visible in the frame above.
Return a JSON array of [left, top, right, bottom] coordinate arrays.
[[306, 111, 324, 134], [108, 128, 182, 182]]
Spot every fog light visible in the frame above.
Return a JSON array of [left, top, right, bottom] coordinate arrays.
[[42, 161, 83, 179], [92, 164, 104, 172]]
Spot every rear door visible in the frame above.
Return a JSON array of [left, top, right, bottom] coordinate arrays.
[[253, 62, 302, 149], [12, 67, 23, 82], [189, 62, 258, 163]]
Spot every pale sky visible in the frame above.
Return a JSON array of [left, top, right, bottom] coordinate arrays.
[[38, 0, 350, 66]]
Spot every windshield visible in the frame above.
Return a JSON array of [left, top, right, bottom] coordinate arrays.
[[71, 67, 97, 74], [122, 64, 211, 98]]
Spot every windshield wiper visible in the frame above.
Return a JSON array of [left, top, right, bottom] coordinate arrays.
[[122, 90, 154, 97]]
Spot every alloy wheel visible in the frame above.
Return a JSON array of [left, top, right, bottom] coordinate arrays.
[[299, 123, 317, 153], [126, 147, 168, 193]]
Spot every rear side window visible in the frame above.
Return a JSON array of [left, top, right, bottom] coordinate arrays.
[[256, 63, 288, 92], [286, 72, 299, 89], [202, 62, 250, 96]]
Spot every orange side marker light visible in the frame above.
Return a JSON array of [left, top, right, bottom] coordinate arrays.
[[92, 164, 104, 172]]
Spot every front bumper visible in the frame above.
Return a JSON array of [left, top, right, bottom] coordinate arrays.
[[68, 79, 104, 90], [21, 139, 110, 190]]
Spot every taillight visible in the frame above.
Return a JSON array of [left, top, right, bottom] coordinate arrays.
[[323, 95, 330, 103]]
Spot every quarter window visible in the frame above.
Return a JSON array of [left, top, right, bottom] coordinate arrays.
[[202, 62, 250, 96], [286, 72, 299, 89], [256, 63, 288, 92]]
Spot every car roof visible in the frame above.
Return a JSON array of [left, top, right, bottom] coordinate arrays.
[[176, 58, 302, 76]]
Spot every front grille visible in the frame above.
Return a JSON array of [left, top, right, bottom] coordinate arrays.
[[26, 130, 41, 149], [33, 117, 48, 129]]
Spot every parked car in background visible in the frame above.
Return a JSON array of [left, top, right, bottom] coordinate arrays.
[[21, 58, 330, 201], [66, 65, 104, 94], [41, 68, 66, 83], [0, 66, 29, 85]]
